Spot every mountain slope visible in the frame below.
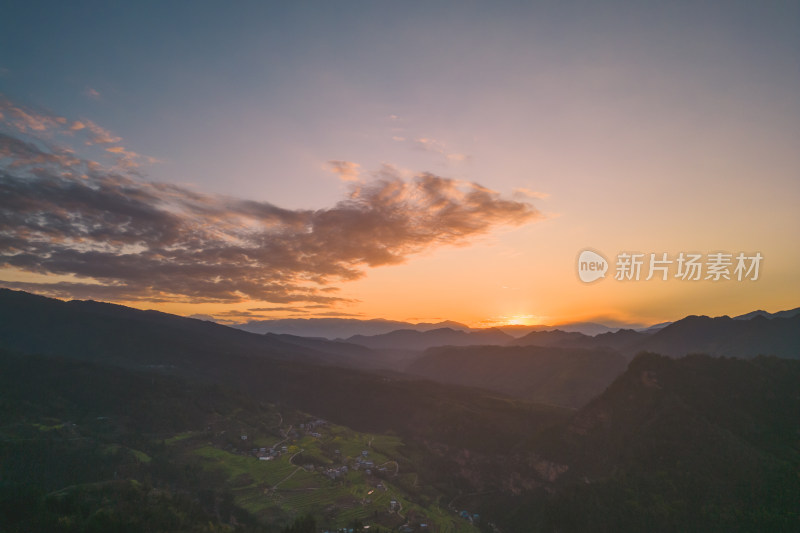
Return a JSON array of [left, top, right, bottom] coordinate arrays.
[[630, 314, 800, 359], [261, 332, 419, 370], [493, 353, 800, 532], [0, 288, 354, 369], [407, 345, 629, 408], [0, 289, 568, 453], [509, 329, 591, 347], [510, 328, 649, 350], [345, 326, 514, 351], [0, 351, 487, 532]]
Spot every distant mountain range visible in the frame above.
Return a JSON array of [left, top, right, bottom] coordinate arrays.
[[633, 313, 800, 358], [233, 317, 647, 338], [511, 327, 648, 352], [233, 310, 796, 340], [345, 327, 514, 351], [1, 288, 798, 411], [501, 321, 642, 336], [234, 317, 472, 338], [492, 312, 800, 359], [733, 307, 800, 320]]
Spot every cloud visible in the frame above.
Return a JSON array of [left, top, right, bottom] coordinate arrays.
[[0, 114, 540, 306], [326, 160, 361, 182], [513, 188, 550, 200], [105, 145, 152, 170], [414, 137, 445, 153], [0, 96, 67, 133], [212, 310, 268, 318], [248, 303, 329, 312], [247, 306, 310, 313], [0, 97, 157, 174], [315, 311, 365, 317], [188, 313, 216, 321], [82, 120, 121, 145], [68, 119, 122, 146], [84, 87, 101, 99], [413, 137, 469, 164]]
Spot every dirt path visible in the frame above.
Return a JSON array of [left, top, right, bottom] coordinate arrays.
[[377, 460, 400, 476], [270, 445, 305, 491], [272, 466, 301, 490], [274, 424, 293, 448]]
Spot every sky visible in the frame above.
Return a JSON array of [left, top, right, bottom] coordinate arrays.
[[1, 0, 798, 328]]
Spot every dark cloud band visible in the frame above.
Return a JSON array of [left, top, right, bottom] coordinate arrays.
[[0, 129, 539, 305]]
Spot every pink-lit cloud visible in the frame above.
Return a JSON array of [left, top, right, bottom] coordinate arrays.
[[327, 160, 361, 181], [0, 99, 541, 306]]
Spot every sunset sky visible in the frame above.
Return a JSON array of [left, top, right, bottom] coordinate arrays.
[[1, 1, 798, 328]]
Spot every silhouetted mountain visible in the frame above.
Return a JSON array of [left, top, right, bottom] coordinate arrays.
[[262, 332, 419, 370], [504, 353, 800, 532], [510, 329, 592, 347], [234, 317, 470, 338], [0, 288, 366, 370], [345, 326, 514, 351], [513, 313, 800, 361], [240, 317, 660, 339], [525, 321, 628, 336], [580, 328, 649, 350], [734, 306, 800, 320], [511, 328, 649, 351], [407, 345, 629, 408], [0, 289, 565, 453], [630, 313, 800, 359], [494, 322, 623, 336], [636, 320, 673, 332]]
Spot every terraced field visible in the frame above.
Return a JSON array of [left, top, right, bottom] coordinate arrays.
[[169, 418, 480, 531]]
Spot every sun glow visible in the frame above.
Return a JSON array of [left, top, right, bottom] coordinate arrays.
[[476, 314, 545, 328], [505, 314, 542, 326]]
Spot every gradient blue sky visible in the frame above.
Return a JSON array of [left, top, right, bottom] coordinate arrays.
[[1, 1, 798, 326]]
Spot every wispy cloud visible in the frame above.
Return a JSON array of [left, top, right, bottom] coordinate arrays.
[[248, 304, 328, 312], [513, 188, 550, 200], [0, 97, 157, 174], [82, 120, 121, 145], [385, 114, 469, 164], [212, 310, 268, 318], [84, 87, 101, 99], [0, 100, 541, 306], [0, 96, 67, 133], [412, 136, 469, 164], [326, 160, 361, 182], [247, 307, 309, 313]]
